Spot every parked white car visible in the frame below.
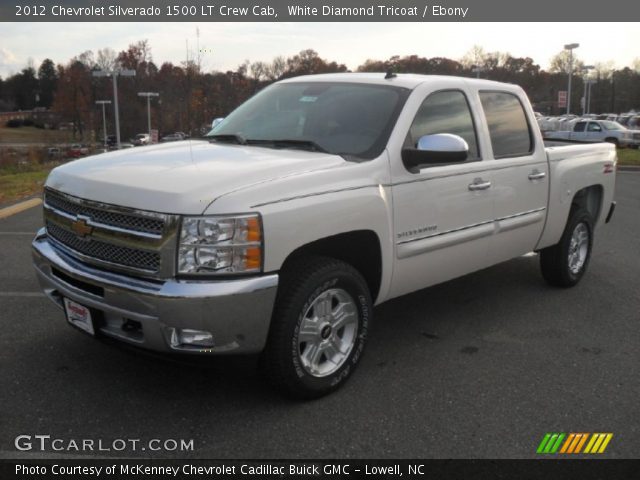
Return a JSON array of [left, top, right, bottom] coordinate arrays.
[[132, 133, 150, 146], [33, 73, 617, 398], [545, 119, 640, 147]]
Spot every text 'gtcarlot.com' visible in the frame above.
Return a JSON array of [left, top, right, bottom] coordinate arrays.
[[14, 435, 194, 452]]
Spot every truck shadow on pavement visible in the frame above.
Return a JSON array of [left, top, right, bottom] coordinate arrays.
[[42, 253, 547, 403]]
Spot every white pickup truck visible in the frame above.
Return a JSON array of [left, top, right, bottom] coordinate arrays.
[[545, 119, 640, 148], [32, 73, 616, 398]]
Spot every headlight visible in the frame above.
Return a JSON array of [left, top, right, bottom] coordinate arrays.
[[178, 214, 262, 274]]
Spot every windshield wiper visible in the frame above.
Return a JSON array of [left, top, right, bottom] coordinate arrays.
[[247, 139, 329, 154], [208, 134, 247, 145]]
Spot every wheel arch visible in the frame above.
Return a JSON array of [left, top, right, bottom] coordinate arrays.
[[280, 230, 383, 303], [571, 184, 604, 223]]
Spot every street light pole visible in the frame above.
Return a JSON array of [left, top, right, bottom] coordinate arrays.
[[137, 92, 159, 138], [586, 79, 596, 114], [610, 70, 616, 113], [471, 65, 485, 78], [92, 69, 136, 149], [581, 65, 594, 116], [564, 43, 579, 115], [95, 100, 111, 151], [112, 73, 120, 147]]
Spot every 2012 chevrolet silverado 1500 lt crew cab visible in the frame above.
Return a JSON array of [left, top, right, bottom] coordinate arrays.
[[32, 73, 617, 398]]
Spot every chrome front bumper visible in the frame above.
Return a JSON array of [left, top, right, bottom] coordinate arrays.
[[32, 229, 279, 354]]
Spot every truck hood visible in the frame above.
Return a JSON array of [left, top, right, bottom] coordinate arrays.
[[46, 140, 346, 214]]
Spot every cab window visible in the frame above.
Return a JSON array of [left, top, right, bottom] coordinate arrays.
[[406, 90, 480, 161], [479, 91, 533, 158]]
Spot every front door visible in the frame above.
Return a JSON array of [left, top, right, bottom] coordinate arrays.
[[389, 86, 495, 299]]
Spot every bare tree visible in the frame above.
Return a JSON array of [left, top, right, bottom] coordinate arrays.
[[96, 48, 117, 71], [249, 61, 267, 82], [592, 61, 615, 80], [549, 50, 584, 74], [75, 50, 95, 68], [460, 45, 487, 68], [266, 56, 286, 80]]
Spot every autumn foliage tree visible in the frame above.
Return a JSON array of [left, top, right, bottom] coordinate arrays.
[[3, 42, 640, 141], [52, 59, 93, 136]]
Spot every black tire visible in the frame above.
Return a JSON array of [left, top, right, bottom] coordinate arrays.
[[605, 137, 619, 148], [262, 256, 372, 399], [539, 208, 594, 287]]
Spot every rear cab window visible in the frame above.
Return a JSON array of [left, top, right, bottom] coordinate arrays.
[[479, 91, 533, 159]]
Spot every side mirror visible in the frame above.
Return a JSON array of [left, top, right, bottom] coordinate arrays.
[[402, 134, 469, 173], [211, 117, 225, 129]]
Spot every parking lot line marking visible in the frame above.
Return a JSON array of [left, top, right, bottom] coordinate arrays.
[[0, 198, 42, 219], [0, 292, 45, 297]]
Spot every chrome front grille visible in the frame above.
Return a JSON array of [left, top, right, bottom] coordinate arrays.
[[45, 189, 164, 235], [46, 222, 161, 271], [43, 189, 178, 278]]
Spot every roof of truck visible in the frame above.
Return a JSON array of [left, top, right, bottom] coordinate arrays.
[[279, 72, 515, 90]]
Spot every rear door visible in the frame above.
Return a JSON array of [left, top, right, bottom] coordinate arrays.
[[570, 121, 587, 141], [478, 91, 549, 264]]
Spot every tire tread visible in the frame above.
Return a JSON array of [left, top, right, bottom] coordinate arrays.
[[262, 255, 370, 399]]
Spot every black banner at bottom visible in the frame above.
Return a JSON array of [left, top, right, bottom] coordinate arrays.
[[3, 459, 639, 480]]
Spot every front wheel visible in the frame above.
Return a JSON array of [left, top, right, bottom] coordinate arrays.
[[605, 137, 619, 148], [539, 208, 594, 287], [262, 256, 371, 399]]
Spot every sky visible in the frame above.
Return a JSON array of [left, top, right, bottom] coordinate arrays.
[[1, 22, 639, 77]]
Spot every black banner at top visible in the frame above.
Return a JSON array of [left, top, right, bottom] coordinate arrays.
[[2, 0, 640, 22]]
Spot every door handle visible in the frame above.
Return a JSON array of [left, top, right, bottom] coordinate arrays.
[[528, 170, 546, 181], [468, 178, 492, 191]]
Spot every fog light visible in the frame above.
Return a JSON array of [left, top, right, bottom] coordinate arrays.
[[169, 328, 214, 347]]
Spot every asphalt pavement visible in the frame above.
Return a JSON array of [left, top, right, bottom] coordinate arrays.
[[0, 173, 638, 459]]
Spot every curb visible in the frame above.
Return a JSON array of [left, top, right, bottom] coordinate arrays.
[[0, 198, 42, 220], [617, 165, 640, 172]]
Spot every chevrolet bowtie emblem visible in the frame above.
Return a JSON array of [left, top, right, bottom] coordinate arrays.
[[71, 218, 93, 238]]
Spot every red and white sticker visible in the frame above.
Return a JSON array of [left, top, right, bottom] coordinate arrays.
[[63, 298, 95, 336]]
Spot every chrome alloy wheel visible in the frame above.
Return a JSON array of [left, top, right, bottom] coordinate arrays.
[[297, 288, 359, 378], [568, 223, 589, 274]]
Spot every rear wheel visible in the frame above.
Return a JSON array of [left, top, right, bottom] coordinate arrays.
[[605, 137, 619, 148], [262, 256, 371, 399], [539, 208, 594, 287]]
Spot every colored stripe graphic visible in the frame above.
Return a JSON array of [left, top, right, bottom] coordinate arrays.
[[584, 433, 613, 454], [537, 433, 566, 454], [560, 434, 575, 453], [574, 433, 589, 453], [538, 433, 613, 454], [550, 433, 565, 453], [536, 434, 552, 454]]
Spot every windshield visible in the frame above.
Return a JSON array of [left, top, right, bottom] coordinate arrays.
[[601, 121, 624, 130], [207, 82, 410, 159]]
